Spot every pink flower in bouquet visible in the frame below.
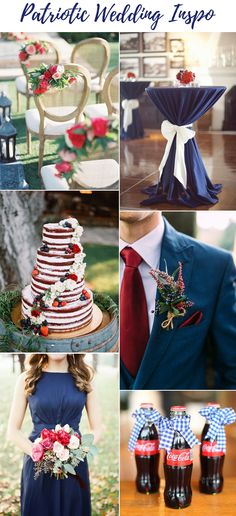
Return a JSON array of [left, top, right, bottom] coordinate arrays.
[[57, 429, 71, 446], [68, 76, 77, 85], [59, 149, 77, 162], [32, 443, 45, 462], [55, 162, 73, 174], [92, 118, 108, 137], [57, 448, 70, 462], [49, 64, 58, 75], [19, 50, 28, 62], [26, 44, 36, 55], [68, 435, 80, 450], [41, 437, 54, 450], [51, 65, 64, 80], [67, 125, 86, 149]]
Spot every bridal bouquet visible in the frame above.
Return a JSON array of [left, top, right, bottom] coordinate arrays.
[[32, 424, 96, 479]]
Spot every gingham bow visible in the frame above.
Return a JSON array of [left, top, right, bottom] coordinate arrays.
[[199, 407, 236, 452], [159, 120, 195, 189], [122, 99, 139, 132], [128, 408, 161, 452], [159, 416, 200, 453]]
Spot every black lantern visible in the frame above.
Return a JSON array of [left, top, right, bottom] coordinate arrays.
[[0, 117, 17, 162], [0, 91, 12, 123]]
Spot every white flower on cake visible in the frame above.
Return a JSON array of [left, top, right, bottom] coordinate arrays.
[[58, 218, 81, 230]]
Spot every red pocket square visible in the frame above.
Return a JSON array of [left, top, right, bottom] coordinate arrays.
[[179, 310, 203, 328]]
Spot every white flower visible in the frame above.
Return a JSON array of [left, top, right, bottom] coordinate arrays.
[[68, 435, 80, 450], [56, 447, 70, 462], [65, 279, 77, 291], [58, 218, 79, 229], [53, 441, 64, 454], [55, 424, 62, 432], [63, 424, 70, 433], [34, 437, 41, 444]]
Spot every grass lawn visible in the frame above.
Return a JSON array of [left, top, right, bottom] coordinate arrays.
[[0, 357, 119, 515], [84, 243, 119, 304], [0, 42, 119, 190]]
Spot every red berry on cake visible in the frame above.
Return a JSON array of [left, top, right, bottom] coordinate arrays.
[[31, 309, 41, 317], [60, 301, 67, 307], [71, 244, 81, 253], [52, 300, 59, 307], [40, 326, 49, 337], [67, 274, 78, 282], [32, 268, 39, 276]]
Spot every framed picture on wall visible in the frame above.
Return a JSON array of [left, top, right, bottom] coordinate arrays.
[[142, 56, 168, 78], [142, 33, 167, 52], [120, 33, 140, 53], [120, 57, 140, 77], [170, 56, 185, 69], [169, 39, 185, 54]]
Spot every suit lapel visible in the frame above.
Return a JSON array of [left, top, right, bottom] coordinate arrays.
[[133, 220, 195, 389]]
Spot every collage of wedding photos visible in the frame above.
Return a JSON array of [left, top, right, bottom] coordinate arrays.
[[0, 29, 235, 516]]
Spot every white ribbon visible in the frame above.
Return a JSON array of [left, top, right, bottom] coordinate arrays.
[[159, 120, 195, 189], [122, 99, 139, 132]]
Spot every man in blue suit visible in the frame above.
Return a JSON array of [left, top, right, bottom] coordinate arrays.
[[120, 211, 236, 390]]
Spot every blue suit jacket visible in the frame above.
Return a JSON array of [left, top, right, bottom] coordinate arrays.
[[120, 220, 236, 390]]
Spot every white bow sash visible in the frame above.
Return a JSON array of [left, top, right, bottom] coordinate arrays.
[[159, 120, 195, 189], [122, 99, 139, 132]]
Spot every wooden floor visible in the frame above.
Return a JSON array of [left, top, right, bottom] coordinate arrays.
[[120, 131, 236, 211]]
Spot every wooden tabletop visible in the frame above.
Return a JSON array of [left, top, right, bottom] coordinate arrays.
[[120, 479, 236, 515]]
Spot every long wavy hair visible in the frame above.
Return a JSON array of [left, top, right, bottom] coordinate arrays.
[[24, 354, 94, 395]]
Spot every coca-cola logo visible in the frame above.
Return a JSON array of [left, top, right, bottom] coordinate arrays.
[[135, 440, 159, 456], [166, 449, 192, 466], [201, 441, 224, 457]]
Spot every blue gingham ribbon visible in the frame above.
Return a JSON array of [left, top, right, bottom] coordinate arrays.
[[128, 408, 162, 452], [199, 407, 236, 452], [159, 415, 200, 453]]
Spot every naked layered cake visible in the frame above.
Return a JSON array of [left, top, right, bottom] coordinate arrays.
[[21, 217, 93, 336]]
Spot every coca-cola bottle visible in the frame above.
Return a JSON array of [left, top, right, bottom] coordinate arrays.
[[134, 403, 160, 494], [164, 406, 193, 509], [199, 403, 225, 494]]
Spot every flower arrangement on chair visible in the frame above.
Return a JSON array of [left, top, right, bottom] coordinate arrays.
[[18, 41, 49, 65], [55, 117, 119, 184], [1, 32, 29, 42], [28, 64, 78, 95]]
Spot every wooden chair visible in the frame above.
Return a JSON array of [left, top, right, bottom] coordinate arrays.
[[25, 64, 91, 173], [84, 67, 119, 119], [15, 40, 60, 111], [71, 37, 110, 102], [41, 159, 119, 190]]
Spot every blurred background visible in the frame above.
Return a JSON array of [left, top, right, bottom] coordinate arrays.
[[0, 353, 119, 515], [0, 191, 119, 303], [120, 390, 236, 483], [164, 211, 236, 263]]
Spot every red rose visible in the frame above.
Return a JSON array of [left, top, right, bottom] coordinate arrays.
[[92, 118, 108, 137], [41, 437, 54, 450], [71, 244, 81, 253], [68, 76, 77, 84], [56, 429, 71, 446], [49, 64, 58, 75], [55, 162, 73, 174], [41, 428, 57, 442], [40, 47, 46, 54], [43, 70, 52, 80], [19, 50, 28, 62], [67, 273, 78, 282], [31, 309, 41, 317], [127, 72, 136, 78], [67, 125, 86, 149]]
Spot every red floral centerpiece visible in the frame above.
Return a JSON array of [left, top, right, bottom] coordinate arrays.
[[28, 63, 78, 95], [18, 41, 48, 65], [176, 69, 196, 86], [1, 32, 29, 42], [54, 117, 119, 184], [126, 71, 137, 81]]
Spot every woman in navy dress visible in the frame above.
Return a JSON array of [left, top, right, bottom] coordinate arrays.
[[7, 353, 102, 516]]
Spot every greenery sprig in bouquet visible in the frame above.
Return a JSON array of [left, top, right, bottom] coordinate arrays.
[[55, 117, 119, 183], [28, 64, 78, 95]]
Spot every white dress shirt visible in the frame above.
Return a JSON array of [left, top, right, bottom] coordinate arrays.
[[120, 219, 165, 332]]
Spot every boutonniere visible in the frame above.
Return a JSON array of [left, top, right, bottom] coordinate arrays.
[[149, 261, 193, 330]]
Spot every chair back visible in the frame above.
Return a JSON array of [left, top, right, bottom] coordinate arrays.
[[102, 67, 119, 115], [34, 64, 91, 130], [71, 38, 110, 86], [20, 40, 60, 95]]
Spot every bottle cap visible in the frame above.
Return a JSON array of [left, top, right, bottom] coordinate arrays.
[[140, 403, 153, 409]]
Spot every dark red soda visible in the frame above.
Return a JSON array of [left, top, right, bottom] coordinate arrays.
[[134, 403, 160, 494], [199, 403, 225, 494], [164, 406, 193, 509]]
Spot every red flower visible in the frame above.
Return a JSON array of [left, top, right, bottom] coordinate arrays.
[[67, 125, 86, 149], [68, 76, 77, 84], [43, 70, 52, 80], [49, 64, 58, 75], [41, 428, 57, 442], [67, 274, 78, 282], [127, 72, 136, 78], [71, 244, 81, 253], [55, 161, 73, 174], [56, 429, 71, 446], [31, 309, 41, 317], [41, 437, 54, 450], [19, 50, 28, 62], [92, 118, 108, 137]]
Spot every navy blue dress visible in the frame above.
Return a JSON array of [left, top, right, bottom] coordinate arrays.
[[21, 372, 91, 516]]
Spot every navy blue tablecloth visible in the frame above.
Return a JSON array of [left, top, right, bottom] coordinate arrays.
[[141, 86, 226, 207], [120, 81, 150, 140]]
